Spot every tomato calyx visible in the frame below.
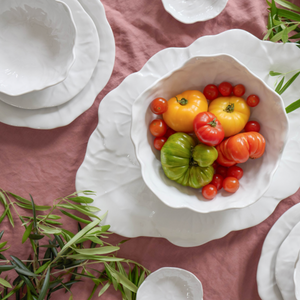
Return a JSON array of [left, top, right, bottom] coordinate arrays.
[[176, 96, 188, 106], [207, 118, 217, 128], [224, 103, 234, 113]]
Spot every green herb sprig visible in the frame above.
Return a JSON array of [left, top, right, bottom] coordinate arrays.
[[0, 190, 150, 300]]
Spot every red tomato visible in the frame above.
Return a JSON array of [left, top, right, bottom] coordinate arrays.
[[247, 94, 260, 107], [233, 84, 246, 97], [244, 121, 260, 132], [212, 161, 219, 171], [216, 165, 228, 178], [223, 177, 239, 193], [149, 119, 167, 137], [218, 82, 233, 97], [193, 112, 225, 146], [165, 128, 176, 139], [211, 174, 224, 190], [150, 98, 168, 115], [202, 184, 218, 200], [227, 166, 243, 180], [203, 84, 219, 101], [154, 137, 167, 150]]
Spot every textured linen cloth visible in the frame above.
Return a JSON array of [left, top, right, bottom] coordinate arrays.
[[0, 0, 299, 299]]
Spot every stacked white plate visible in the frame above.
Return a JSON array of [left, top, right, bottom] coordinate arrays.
[[0, 0, 115, 129], [257, 203, 300, 300], [76, 29, 300, 247]]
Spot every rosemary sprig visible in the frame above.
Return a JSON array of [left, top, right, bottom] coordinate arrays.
[[0, 190, 150, 300]]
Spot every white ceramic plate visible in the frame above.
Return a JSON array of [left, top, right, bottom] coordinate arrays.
[[0, 0, 115, 129], [294, 252, 300, 300], [136, 267, 203, 300], [161, 0, 228, 24], [75, 29, 300, 247], [131, 54, 288, 213], [257, 204, 300, 300], [0, 0, 76, 96], [0, 0, 99, 110], [275, 221, 300, 300]]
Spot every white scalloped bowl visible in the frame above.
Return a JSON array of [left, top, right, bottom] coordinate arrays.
[[0, 0, 76, 96], [131, 54, 289, 213], [136, 267, 203, 300], [161, 0, 228, 24]]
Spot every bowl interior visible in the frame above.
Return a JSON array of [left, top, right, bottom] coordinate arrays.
[[131, 54, 289, 213], [0, 0, 76, 95]]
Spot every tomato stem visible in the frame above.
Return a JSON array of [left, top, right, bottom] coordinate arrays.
[[176, 97, 188, 106], [207, 118, 217, 127], [224, 103, 234, 113]]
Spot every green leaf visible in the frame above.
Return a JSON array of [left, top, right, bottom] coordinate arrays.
[[46, 215, 61, 220], [0, 278, 11, 288], [74, 246, 119, 256], [0, 206, 9, 224], [35, 261, 51, 274], [137, 270, 146, 287], [16, 203, 51, 211], [290, 32, 300, 39], [39, 225, 61, 235], [19, 274, 38, 296], [278, 71, 300, 94], [104, 263, 138, 293], [271, 23, 299, 42], [286, 99, 300, 113], [275, 76, 285, 93], [0, 265, 15, 272], [275, 0, 300, 12], [68, 197, 94, 204], [27, 289, 34, 300], [0, 231, 4, 240], [277, 8, 300, 21], [59, 210, 91, 224], [1, 281, 23, 300], [0, 247, 10, 253], [29, 234, 45, 240], [9, 193, 31, 205], [38, 268, 50, 300], [98, 282, 111, 297], [54, 235, 64, 249], [22, 222, 33, 244], [282, 26, 289, 42], [66, 254, 125, 262], [43, 220, 63, 226], [14, 267, 37, 277], [269, 71, 283, 76], [57, 219, 101, 258], [57, 204, 99, 219], [11, 256, 31, 271], [0, 241, 7, 249]]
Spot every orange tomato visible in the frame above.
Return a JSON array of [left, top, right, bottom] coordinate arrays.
[[208, 96, 250, 137], [162, 90, 208, 133], [216, 132, 266, 167]]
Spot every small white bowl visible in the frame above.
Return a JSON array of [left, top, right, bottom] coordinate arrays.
[[131, 54, 289, 213], [136, 267, 203, 300], [162, 0, 228, 24], [0, 0, 76, 96]]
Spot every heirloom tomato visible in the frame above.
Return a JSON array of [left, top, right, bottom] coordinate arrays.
[[208, 96, 250, 137], [193, 112, 224, 146], [162, 90, 208, 133], [160, 133, 218, 189], [216, 132, 266, 167]]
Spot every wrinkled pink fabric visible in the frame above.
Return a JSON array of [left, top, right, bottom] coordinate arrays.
[[0, 0, 299, 299]]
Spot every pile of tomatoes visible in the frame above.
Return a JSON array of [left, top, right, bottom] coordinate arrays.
[[148, 81, 265, 201]]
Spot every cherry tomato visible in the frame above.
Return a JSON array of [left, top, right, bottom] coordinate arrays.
[[149, 119, 167, 137], [150, 98, 168, 115], [165, 128, 176, 139], [202, 184, 218, 200], [193, 112, 225, 146], [223, 177, 239, 193], [244, 120, 260, 132], [153, 137, 167, 150], [247, 94, 260, 107], [211, 174, 224, 190], [233, 84, 246, 97], [216, 165, 228, 178], [212, 161, 219, 171], [227, 166, 243, 180], [203, 84, 219, 101], [218, 82, 233, 97]]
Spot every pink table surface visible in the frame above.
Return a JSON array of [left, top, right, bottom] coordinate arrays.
[[1, 0, 300, 299]]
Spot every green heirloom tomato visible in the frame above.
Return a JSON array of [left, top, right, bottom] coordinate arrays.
[[160, 132, 218, 189]]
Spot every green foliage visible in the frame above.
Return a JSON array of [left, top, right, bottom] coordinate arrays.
[[0, 190, 150, 299]]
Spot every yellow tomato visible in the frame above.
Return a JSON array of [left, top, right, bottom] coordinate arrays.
[[163, 90, 208, 133], [208, 96, 250, 137]]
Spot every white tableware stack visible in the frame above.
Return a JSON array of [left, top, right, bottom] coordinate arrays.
[[257, 203, 300, 300], [0, 0, 115, 129]]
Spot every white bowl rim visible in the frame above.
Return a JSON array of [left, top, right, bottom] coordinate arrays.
[[131, 53, 290, 214]]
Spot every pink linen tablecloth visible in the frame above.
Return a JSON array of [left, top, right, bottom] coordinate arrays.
[[1, 0, 300, 299]]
